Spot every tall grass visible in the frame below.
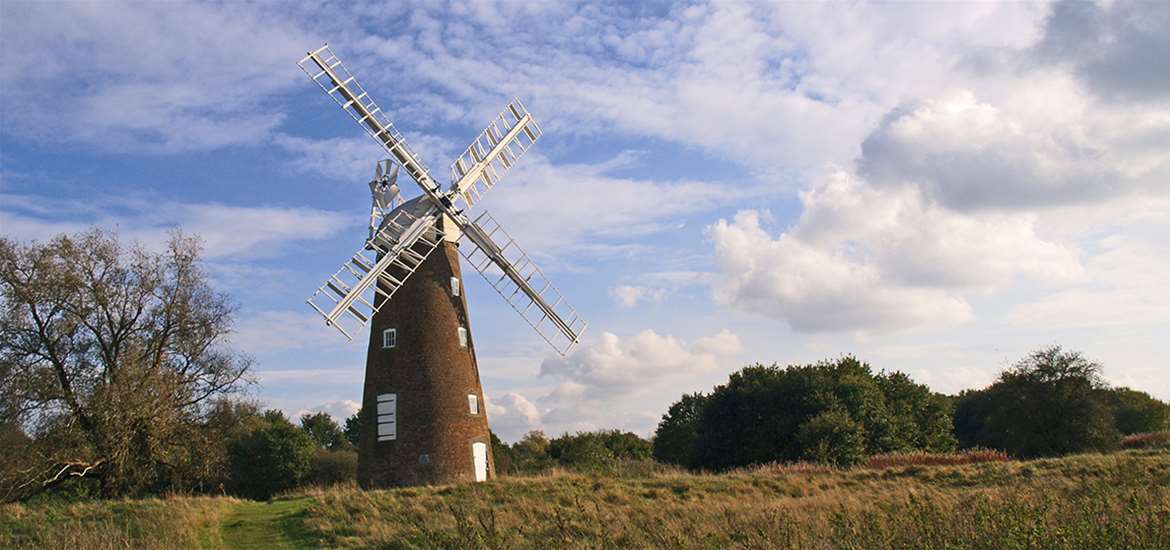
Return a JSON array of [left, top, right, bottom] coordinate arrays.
[[300, 450, 1170, 549], [0, 495, 235, 549], [1, 450, 1167, 549]]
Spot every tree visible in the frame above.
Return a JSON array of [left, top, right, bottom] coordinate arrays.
[[954, 347, 1119, 457], [228, 410, 315, 500], [652, 393, 708, 467], [548, 430, 651, 470], [1103, 388, 1169, 435], [797, 410, 866, 466], [300, 412, 349, 451], [508, 430, 553, 473], [689, 357, 955, 470], [0, 230, 251, 500], [343, 410, 361, 447], [489, 431, 514, 474]]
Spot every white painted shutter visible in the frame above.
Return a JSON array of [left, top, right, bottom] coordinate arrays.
[[376, 393, 397, 441]]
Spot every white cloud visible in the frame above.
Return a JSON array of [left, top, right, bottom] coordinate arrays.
[[859, 89, 1169, 211], [539, 329, 740, 394], [0, 194, 352, 259], [0, 2, 317, 152], [293, 400, 361, 424], [484, 392, 543, 441], [610, 285, 666, 309], [710, 208, 974, 333]]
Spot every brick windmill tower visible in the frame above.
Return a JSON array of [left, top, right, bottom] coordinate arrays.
[[298, 44, 587, 487]]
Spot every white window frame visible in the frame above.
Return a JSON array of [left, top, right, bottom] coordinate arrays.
[[382, 328, 397, 349], [468, 394, 479, 415], [450, 276, 460, 297], [458, 326, 468, 348]]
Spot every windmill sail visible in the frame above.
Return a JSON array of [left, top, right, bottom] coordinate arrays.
[[307, 203, 444, 339], [458, 211, 586, 355], [298, 44, 445, 200], [448, 99, 543, 211]]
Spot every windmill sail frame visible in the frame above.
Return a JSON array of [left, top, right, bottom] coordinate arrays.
[[298, 43, 586, 355]]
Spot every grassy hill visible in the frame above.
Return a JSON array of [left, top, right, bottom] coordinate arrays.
[[3, 450, 1168, 549]]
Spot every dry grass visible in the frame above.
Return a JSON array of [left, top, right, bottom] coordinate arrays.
[[0, 494, 236, 549], [300, 450, 1170, 549], [2, 450, 1167, 549], [1122, 431, 1170, 450], [862, 448, 1011, 469]]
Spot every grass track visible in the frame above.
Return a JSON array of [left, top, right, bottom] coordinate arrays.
[[220, 497, 318, 549]]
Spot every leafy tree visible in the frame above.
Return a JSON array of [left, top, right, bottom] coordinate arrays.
[[228, 410, 315, 500], [954, 347, 1119, 457], [1103, 388, 1169, 435], [489, 431, 514, 474], [300, 412, 348, 451], [509, 430, 553, 473], [548, 430, 651, 470], [652, 393, 708, 467], [797, 410, 866, 466], [0, 230, 250, 500], [875, 371, 957, 452], [689, 357, 954, 470], [343, 410, 361, 447]]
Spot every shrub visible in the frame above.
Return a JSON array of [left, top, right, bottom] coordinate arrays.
[[1120, 431, 1170, 450], [228, 411, 315, 500], [797, 410, 866, 466], [307, 449, 358, 486], [862, 449, 1011, 469]]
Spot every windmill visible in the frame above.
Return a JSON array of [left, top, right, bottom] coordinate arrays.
[[297, 44, 587, 487]]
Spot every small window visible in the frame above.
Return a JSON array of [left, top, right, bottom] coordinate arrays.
[[468, 394, 479, 414], [382, 328, 397, 349], [450, 276, 460, 297], [458, 326, 468, 347], [419, 454, 431, 465]]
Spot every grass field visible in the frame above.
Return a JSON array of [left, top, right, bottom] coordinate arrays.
[[3, 450, 1168, 549]]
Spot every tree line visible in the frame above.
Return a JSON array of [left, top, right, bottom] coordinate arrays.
[[651, 349, 1169, 470]]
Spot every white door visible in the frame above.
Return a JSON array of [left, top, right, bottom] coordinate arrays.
[[472, 442, 488, 482]]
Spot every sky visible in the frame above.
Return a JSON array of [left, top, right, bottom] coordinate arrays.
[[1, 0, 1167, 442]]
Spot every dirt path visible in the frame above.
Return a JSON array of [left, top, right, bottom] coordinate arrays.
[[219, 497, 319, 549]]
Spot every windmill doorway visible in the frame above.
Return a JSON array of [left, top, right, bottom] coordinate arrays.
[[472, 442, 488, 482]]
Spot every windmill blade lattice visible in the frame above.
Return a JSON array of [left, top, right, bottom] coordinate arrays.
[[307, 205, 443, 339], [458, 210, 586, 355], [449, 99, 543, 211]]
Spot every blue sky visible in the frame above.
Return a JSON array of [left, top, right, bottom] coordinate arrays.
[[2, 1, 1168, 441]]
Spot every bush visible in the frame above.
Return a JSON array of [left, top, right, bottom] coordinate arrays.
[[797, 410, 866, 466], [1103, 389, 1170, 435], [549, 430, 652, 471], [862, 449, 1011, 469], [228, 411, 315, 500], [1120, 431, 1170, 450], [308, 449, 358, 486]]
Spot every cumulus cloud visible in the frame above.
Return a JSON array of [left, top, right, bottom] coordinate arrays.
[[484, 392, 543, 440], [539, 329, 740, 394], [1033, 0, 1170, 102], [859, 90, 1168, 211], [293, 400, 361, 424], [610, 285, 667, 309]]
